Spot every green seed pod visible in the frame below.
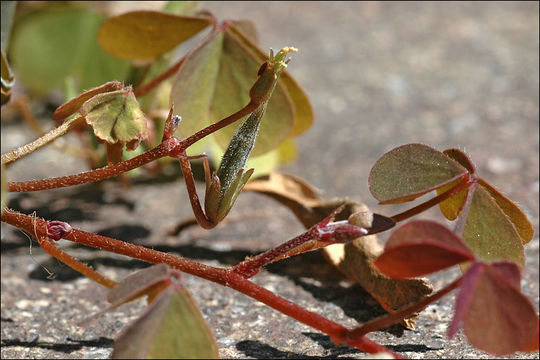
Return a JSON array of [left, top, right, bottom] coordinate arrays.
[[209, 47, 297, 223]]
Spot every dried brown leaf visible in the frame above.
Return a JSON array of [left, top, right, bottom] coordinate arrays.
[[322, 204, 433, 330]]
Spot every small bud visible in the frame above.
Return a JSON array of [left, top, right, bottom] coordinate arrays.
[[162, 107, 182, 141], [348, 211, 374, 229], [47, 221, 73, 241]]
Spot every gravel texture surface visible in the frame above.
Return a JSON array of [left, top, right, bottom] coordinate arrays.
[[2, 2, 539, 359]]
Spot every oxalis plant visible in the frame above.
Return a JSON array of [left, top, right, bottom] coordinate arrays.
[[1, 2, 538, 359]]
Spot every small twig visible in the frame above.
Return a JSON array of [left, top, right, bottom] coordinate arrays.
[[231, 206, 369, 278], [37, 235, 117, 289], [391, 174, 472, 223], [2, 116, 85, 165]]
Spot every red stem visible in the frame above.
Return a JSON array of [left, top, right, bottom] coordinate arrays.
[[180, 100, 258, 149], [1, 208, 401, 358], [134, 23, 218, 98], [37, 235, 117, 289], [391, 174, 472, 223], [176, 151, 216, 229], [7, 139, 179, 192], [133, 57, 187, 98], [232, 224, 321, 278], [340, 277, 462, 342]]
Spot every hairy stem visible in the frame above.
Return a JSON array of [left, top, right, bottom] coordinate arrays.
[[1, 208, 400, 357], [231, 206, 366, 278], [181, 100, 259, 149], [7, 138, 180, 192], [2, 116, 85, 166], [37, 235, 117, 289], [391, 174, 472, 223]]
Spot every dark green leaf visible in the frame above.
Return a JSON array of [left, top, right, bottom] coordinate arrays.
[[369, 144, 468, 204]]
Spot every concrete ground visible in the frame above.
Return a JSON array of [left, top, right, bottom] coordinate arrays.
[[2, 2, 538, 359]]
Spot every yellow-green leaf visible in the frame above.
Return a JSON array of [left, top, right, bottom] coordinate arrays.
[[112, 286, 218, 359], [9, 5, 130, 95], [478, 178, 534, 244], [437, 177, 470, 220], [80, 88, 147, 146], [462, 186, 524, 269], [98, 10, 212, 61], [162, 1, 205, 16], [369, 144, 468, 204]]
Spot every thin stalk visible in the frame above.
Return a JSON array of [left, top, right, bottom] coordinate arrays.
[[37, 235, 117, 289], [2, 116, 85, 166], [176, 151, 216, 229], [340, 277, 462, 342], [134, 23, 218, 98], [391, 174, 472, 223], [180, 100, 259, 149], [7, 138, 179, 192], [231, 213, 367, 278], [133, 57, 186, 98], [1, 208, 400, 358], [232, 224, 322, 278]]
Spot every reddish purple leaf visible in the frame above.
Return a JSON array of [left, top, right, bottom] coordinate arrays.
[[443, 148, 476, 174], [374, 220, 475, 278], [490, 261, 521, 288], [448, 262, 483, 338], [449, 262, 539, 355], [52, 81, 123, 121]]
